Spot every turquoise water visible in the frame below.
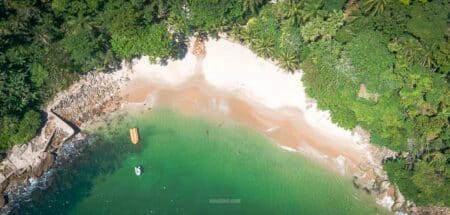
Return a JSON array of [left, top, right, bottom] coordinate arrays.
[[17, 109, 387, 214]]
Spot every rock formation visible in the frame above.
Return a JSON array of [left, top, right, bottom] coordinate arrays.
[[0, 70, 125, 209]]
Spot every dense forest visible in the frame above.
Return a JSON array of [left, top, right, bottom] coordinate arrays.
[[0, 0, 448, 207]]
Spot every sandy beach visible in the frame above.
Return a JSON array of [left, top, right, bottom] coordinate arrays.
[[66, 38, 402, 211], [0, 38, 403, 213], [119, 38, 383, 179]]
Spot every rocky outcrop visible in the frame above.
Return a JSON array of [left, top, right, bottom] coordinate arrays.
[[193, 36, 206, 58], [0, 195, 5, 208], [349, 127, 450, 214], [350, 126, 414, 213], [415, 206, 450, 215], [352, 153, 409, 212], [30, 152, 55, 178], [52, 72, 124, 127], [358, 84, 379, 102], [0, 69, 126, 209], [0, 119, 61, 189]]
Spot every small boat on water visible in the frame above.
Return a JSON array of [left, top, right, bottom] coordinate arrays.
[[129, 128, 140, 144], [135, 166, 142, 176]]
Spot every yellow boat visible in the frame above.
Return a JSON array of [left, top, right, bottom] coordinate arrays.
[[129, 128, 139, 144]]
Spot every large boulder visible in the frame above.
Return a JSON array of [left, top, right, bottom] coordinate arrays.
[[31, 152, 55, 178], [0, 195, 5, 207]]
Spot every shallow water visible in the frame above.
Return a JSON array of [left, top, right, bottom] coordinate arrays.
[[15, 109, 387, 214]]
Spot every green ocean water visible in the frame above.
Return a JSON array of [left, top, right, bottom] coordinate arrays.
[[17, 109, 388, 214]]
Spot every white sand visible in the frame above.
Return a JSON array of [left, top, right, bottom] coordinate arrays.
[[202, 40, 360, 141], [119, 38, 385, 178], [106, 38, 394, 211], [127, 39, 365, 151]]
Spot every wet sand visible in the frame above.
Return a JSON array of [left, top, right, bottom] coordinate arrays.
[[119, 42, 371, 176]]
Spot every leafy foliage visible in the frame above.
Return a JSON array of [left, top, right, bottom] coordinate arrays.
[[300, 11, 344, 42], [110, 23, 173, 61], [343, 30, 394, 92], [242, 0, 265, 14], [385, 154, 450, 206], [233, 0, 450, 206], [0, 0, 448, 207], [187, 0, 246, 33], [406, 1, 447, 46], [0, 110, 41, 150], [323, 0, 347, 11], [0, 0, 259, 150], [361, 0, 390, 15]]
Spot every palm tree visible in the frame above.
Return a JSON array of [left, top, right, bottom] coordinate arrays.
[[32, 15, 58, 45], [277, 50, 299, 72], [229, 25, 247, 42], [239, 28, 253, 43], [150, 0, 169, 19], [242, 0, 264, 14], [304, 0, 323, 10], [302, 0, 324, 22], [286, 0, 302, 5], [419, 46, 435, 68], [65, 14, 97, 34], [362, 0, 389, 15], [252, 37, 275, 59], [286, 3, 303, 26], [427, 153, 447, 174], [391, 37, 436, 68]]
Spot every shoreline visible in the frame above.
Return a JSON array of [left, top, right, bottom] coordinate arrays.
[[0, 37, 419, 213], [118, 38, 405, 211]]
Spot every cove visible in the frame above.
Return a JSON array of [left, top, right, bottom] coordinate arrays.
[[15, 109, 388, 214]]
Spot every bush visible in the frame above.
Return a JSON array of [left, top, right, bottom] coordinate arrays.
[[323, 0, 347, 12], [385, 156, 450, 206], [343, 30, 394, 93], [0, 110, 42, 150], [406, 1, 447, 46]]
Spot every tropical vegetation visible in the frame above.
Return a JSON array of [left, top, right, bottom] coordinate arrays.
[[232, 0, 449, 207], [0, 0, 448, 207]]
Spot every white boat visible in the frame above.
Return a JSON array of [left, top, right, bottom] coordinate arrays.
[[134, 166, 142, 176]]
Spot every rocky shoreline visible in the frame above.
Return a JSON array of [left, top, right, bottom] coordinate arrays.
[[0, 42, 447, 214], [0, 70, 126, 212], [1, 133, 91, 214]]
